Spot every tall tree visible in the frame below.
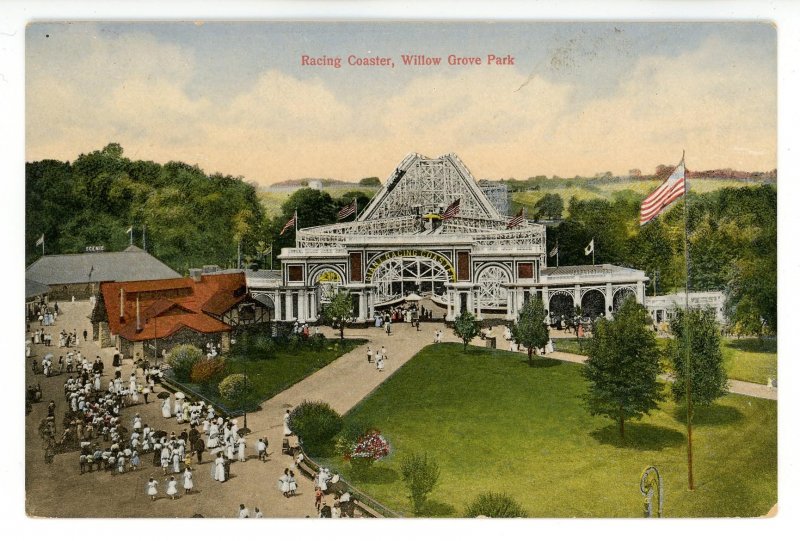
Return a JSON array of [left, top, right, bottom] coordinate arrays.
[[669, 308, 728, 406], [453, 311, 480, 352], [582, 296, 662, 440], [533, 193, 564, 220], [510, 298, 550, 364]]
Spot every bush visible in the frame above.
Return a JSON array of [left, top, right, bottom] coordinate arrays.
[[288, 400, 343, 455], [287, 333, 302, 350], [464, 492, 528, 518], [309, 333, 327, 351], [191, 357, 226, 385], [166, 344, 203, 382], [218, 374, 248, 405], [400, 452, 441, 515], [253, 335, 276, 357]]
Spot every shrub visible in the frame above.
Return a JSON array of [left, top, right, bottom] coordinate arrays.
[[400, 452, 441, 515], [253, 335, 276, 357], [287, 333, 302, 350], [464, 492, 528, 518], [191, 357, 226, 385], [218, 374, 248, 405], [309, 333, 327, 351], [288, 400, 343, 455], [166, 344, 203, 382]]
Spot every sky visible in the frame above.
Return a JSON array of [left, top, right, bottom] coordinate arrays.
[[26, 21, 777, 185]]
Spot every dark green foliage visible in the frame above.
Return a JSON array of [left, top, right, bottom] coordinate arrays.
[[582, 296, 662, 440], [510, 297, 550, 363], [400, 452, 441, 515], [166, 344, 204, 382], [453, 311, 480, 351], [218, 374, 248, 406], [288, 400, 343, 455], [359, 177, 382, 187], [464, 492, 528, 518], [534, 193, 564, 219], [25, 144, 264, 272], [669, 308, 728, 406]]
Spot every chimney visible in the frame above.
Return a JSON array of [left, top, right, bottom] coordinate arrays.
[[189, 268, 203, 282], [136, 294, 142, 332], [119, 288, 125, 320]]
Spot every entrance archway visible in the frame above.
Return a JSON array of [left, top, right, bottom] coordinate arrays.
[[612, 287, 635, 312], [476, 265, 511, 310], [581, 289, 606, 318], [548, 291, 575, 319], [312, 268, 344, 305], [370, 255, 449, 306]]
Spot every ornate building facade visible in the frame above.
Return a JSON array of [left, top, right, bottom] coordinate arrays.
[[249, 153, 647, 322]]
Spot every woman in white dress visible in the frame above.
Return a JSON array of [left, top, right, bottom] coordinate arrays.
[[146, 478, 158, 501], [283, 410, 292, 436], [160, 446, 171, 475], [214, 454, 226, 482], [237, 437, 246, 462], [182, 467, 194, 493], [288, 470, 297, 496], [94, 373, 101, 391], [161, 397, 172, 418], [279, 469, 290, 498], [166, 476, 178, 500], [174, 398, 183, 420], [172, 449, 181, 473]]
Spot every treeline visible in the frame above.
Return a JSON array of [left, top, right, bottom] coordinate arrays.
[[26, 143, 265, 274], [547, 184, 777, 333]]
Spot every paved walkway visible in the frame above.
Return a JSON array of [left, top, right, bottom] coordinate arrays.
[[25, 303, 775, 518], [24, 302, 454, 518]]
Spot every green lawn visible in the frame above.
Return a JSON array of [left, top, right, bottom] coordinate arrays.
[[188, 338, 366, 410], [722, 338, 777, 385], [556, 336, 777, 385], [318, 343, 776, 518]]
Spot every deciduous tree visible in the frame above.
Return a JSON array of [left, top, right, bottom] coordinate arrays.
[[510, 298, 550, 364]]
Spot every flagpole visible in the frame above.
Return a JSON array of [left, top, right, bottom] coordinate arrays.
[[42, 236, 45, 256], [294, 209, 298, 234], [129, 227, 133, 246], [682, 149, 694, 491], [143, 224, 147, 252], [354, 198, 358, 221], [556, 244, 559, 267]]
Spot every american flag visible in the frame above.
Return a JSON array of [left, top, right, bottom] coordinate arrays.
[[640, 157, 686, 225], [506, 207, 525, 229], [442, 198, 460, 220], [280, 211, 297, 235], [337, 199, 357, 221]]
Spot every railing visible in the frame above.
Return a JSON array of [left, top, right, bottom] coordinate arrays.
[[293, 441, 402, 518], [160, 374, 244, 419]]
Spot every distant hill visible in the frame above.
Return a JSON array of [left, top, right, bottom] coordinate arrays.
[[265, 178, 363, 192]]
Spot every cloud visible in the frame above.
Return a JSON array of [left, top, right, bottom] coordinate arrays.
[[26, 28, 776, 185]]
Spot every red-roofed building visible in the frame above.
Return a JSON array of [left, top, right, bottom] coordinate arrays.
[[92, 269, 271, 360]]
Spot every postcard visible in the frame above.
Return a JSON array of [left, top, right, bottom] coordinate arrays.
[[22, 18, 777, 521]]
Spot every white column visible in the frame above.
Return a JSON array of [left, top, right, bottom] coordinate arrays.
[[517, 288, 525, 311], [542, 286, 549, 314], [506, 289, 513, 319], [309, 290, 317, 320], [367, 290, 375, 319], [467, 289, 474, 314], [636, 281, 644, 303], [574, 284, 581, 310], [298, 290, 307, 321], [286, 291, 294, 320], [274, 290, 283, 321], [605, 282, 614, 318], [476, 291, 482, 320], [446, 289, 453, 320], [358, 291, 367, 321], [454, 290, 461, 316]]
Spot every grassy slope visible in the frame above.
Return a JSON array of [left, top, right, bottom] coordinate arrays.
[[258, 187, 378, 219], [555, 337, 777, 385], [512, 178, 760, 217], [323, 343, 776, 517]]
